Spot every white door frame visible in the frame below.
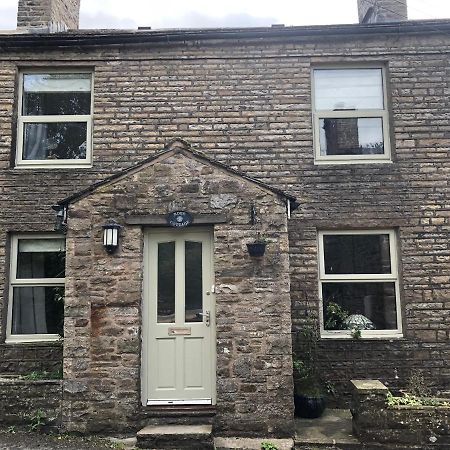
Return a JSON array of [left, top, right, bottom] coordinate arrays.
[[141, 227, 216, 406]]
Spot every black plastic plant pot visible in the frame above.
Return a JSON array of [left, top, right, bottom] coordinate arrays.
[[246, 242, 266, 257], [294, 393, 327, 418]]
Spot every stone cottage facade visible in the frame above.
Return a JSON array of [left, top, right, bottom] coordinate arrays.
[[0, 0, 449, 439]]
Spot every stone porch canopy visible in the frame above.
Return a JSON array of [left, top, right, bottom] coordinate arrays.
[[57, 138, 299, 212]]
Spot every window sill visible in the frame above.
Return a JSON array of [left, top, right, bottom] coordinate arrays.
[[5, 336, 63, 345], [14, 162, 93, 169], [314, 159, 393, 165], [320, 332, 403, 340]]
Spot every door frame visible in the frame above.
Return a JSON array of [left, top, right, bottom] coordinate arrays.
[[141, 226, 216, 406]]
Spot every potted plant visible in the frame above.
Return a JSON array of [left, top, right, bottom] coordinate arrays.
[[293, 322, 328, 418], [246, 232, 268, 257]]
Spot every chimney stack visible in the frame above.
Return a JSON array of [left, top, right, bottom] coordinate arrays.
[[358, 0, 408, 23], [17, 0, 81, 32]]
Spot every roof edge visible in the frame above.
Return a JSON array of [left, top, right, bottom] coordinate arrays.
[[58, 139, 298, 208], [1, 19, 450, 48]]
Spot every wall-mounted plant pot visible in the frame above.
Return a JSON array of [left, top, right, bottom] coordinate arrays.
[[246, 242, 266, 257]]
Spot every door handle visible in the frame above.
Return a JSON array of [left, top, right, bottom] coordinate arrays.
[[198, 310, 211, 327]]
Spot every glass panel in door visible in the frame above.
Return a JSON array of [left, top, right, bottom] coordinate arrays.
[[185, 241, 203, 322], [157, 241, 175, 323]]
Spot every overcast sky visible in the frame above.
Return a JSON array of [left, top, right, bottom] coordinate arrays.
[[1, 0, 449, 30]]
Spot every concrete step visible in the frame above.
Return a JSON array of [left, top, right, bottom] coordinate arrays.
[[136, 424, 214, 449], [214, 437, 294, 450]]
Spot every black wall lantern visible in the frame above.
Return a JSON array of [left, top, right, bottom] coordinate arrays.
[[103, 219, 121, 254]]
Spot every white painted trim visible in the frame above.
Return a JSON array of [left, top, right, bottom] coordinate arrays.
[[141, 227, 216, 406], [317, 229, 402, 338], [311, 66, 391, 164], [15, 70, 94, 168], [6, 234, 65, 344]]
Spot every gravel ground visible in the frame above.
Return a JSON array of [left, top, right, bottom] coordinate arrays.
[[0, 428, 136, 450]]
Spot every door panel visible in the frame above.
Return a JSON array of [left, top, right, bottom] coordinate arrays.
[[143, 228, 214, 405]]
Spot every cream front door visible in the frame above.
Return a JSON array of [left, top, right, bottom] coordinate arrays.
[[142, 228, 215, 405]]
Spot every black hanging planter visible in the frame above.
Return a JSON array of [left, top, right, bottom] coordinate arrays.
[[246, 242, 267, 257]]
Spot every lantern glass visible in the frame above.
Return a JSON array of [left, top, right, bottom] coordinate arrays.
[[103, 221, 120, 253]]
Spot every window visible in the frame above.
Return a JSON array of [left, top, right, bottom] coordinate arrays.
[[6, 235, 65, 343], [318, 230, 401, 338], [16, 71, 93, 167], [312, 67, 390, 164]]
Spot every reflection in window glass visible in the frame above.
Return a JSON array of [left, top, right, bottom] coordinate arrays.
[[319, 118, 384, 156], [314, 68, 384, 110], [17, 239, 65, 279], [185, 241, 203, 323], [323, 234, 391, 275], [322, 282, 397, 330], [12, 286, 64, 335], [23, 122, 87, 160], [23, 73, 91, 116], [157, 242, 175, 323]]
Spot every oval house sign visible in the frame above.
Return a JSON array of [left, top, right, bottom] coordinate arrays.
[[167, 211, 193, 228]]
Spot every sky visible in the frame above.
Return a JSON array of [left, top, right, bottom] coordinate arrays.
[[0, 0, 449, 30]]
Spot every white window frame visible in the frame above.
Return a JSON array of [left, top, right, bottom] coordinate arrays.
[[16, 69, 93, 168], [6, 234, 65, 344], [318, 229, 402, 338], [312, 66, 391, 165]]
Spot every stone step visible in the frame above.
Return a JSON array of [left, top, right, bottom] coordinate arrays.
[[214, 437, 294, 450], [136, 424, 214, 449]]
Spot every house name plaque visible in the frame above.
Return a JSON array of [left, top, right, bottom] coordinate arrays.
[[167, 211, 193, 228]]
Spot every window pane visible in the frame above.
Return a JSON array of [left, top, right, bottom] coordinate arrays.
[[23, 74, 91, 116], [157, 242, 175, 323], [319, 118, 384, 156], [185, 241, 203, 323], [23, 92, 91, 116], [323, 234, 391, 275], [314, 69, 384, 110], [11, 286, 64, 335], [322, 282, 397, 330], [17, 239, 65, 279], [23, 122, 87, 160]]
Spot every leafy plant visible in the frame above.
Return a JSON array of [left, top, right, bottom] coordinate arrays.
[[350, 326, 362, 339], [387, 391, 450, 407], [253, 232, 269, 244], [293, 320, 327, 396], [406, 371, 431, 398], [324, 301, 349, 330], [29, 409, 46, 431], [21, 366, 63, 381], [6, 425, 16, 434], [261, 441, 278, 450]]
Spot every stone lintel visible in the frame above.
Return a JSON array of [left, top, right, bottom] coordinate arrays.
[[125, 214, 227, 225]]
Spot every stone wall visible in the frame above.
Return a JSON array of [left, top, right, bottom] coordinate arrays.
[[63, 145, 294, 435], [0, 25, 448, 412], [0, 377, 62, 429], [351, 380, 450, 448], [0, 344, 62, 375]]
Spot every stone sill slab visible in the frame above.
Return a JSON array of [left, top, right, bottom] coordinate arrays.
[[214, 437, 294, 450]]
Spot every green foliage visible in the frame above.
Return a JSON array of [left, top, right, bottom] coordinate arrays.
[[6, 425, 16, 434], [406, 371, 431, 398], [29, 409, 46, 431], [386, 391, 450, 407], [261, 441, 278, 450], [350, 327, 362, 339], [324, 301, 349, 330], [21, 366, 63, 381]]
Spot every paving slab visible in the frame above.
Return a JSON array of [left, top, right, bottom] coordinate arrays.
[[295, 409, 360, 446]]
